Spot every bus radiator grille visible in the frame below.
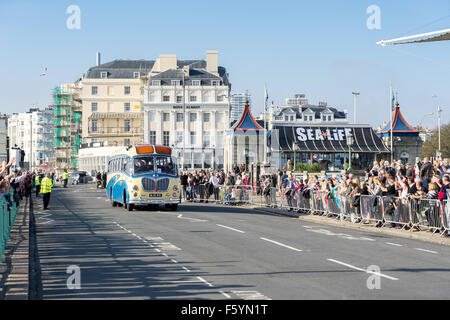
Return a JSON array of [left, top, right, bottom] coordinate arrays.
[[142, 178, 170, 192]]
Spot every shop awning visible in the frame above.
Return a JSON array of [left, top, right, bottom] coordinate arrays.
[[272, 125, 390, 153]]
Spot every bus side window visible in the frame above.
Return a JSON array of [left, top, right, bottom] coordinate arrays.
[[126, 158, 133, 175]]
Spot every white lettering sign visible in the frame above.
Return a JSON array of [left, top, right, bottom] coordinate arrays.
[[295, 127, 353, 142]]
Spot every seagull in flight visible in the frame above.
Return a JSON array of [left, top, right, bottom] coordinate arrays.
[[40, 67, 48, 76]]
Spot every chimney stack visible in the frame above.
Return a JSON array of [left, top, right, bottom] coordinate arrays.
[[96, 52, 101, 66], [206, 51, 218, 75]]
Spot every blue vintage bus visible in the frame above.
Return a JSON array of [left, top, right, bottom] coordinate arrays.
[[106, 145, 180, 211]]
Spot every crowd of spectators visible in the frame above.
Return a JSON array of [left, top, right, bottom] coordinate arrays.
[[178, 157, 450, 235], [258, 157, 450, 234], [180, 164, 251, 204], [0, 158, 33, 210]]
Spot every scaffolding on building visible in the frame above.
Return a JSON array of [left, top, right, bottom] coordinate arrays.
[[52, 85, 82, 175]]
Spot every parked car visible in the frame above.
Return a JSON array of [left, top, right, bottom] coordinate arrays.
[[68, 171, 93, 184]]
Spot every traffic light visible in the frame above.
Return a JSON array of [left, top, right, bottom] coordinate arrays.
[[20, 150, 25, 162]]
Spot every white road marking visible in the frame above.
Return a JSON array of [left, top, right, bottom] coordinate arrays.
[[360, 237, 376, 242], [171, 259, 178, 264], [386, 242, 403, 247], [170, 280, 205, 284], [145, 237, 181, 251], [162, 253, 168, 257], [303, 226, 313, 229], [415, 248, 438, 254], [197, 276, 213, 287], [217, 224, 246, 234], [327, 258, 399, 281], [219, 291, 231, 299], [177, 214, 208, 222], [260, 237, 302, 252], [231, 291, 271, 300], [182, 266, 191, 272], [306, 227, 375, 241]]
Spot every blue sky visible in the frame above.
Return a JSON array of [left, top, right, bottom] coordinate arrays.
[[1, 0, 449, 129]]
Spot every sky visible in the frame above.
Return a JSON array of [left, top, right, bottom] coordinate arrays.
[[0, 0, 449, 129]]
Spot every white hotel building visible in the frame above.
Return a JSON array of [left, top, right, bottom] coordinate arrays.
[[143, 51, 231, 170], [8, 108, 53, 170]]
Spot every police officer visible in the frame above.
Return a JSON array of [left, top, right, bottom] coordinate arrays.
[[40, 172, 53, 210], [35, 173, 41, 197], [63, 169, 69, 188]]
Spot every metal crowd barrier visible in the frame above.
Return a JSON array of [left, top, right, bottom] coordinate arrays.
[[413, 198, 443, 232], [360, 195, 383, 224], [184, 183, 450, 236], [1, 189, 19, 263], [442, 200, 450, 233]]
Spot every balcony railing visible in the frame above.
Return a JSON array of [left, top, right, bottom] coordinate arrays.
[[88, 127, 143, 135]]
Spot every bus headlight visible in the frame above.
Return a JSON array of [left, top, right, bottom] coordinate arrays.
[[173, 185, 178, 191], [173, 192, 177, 197], [133, 185, 139, 191], [133, 193, 138, 197]]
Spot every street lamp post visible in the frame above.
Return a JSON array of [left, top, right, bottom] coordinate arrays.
[[352, 92, 360, 124], [212, 144, 216, 170], [292, 142, 299, 172], [437, 106, 442, 159], [182, 73, 186, 170], [346, 132, 354, 171]]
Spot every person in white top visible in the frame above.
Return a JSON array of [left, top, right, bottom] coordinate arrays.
[[209, 174, 220, 201]]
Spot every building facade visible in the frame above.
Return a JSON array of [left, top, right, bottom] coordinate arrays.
[[230, 92, 251, 120], [269, 94, 349, 128], [53, 83, 82, 175], [377, 102, 423, 164], [80, 59, 153, 147], [143, 51, 231, 170], [0, 114, 7, 163], [8, 108, 53, 170], [78, 144, 122, 175], [266, 94, 388, 171], [224, 102, 265, 172]]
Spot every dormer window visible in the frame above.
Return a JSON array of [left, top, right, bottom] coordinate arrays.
[[211, 80, 220, 86], [151, 80, 161, 86], [133, 72, 140, 79], [192, 80, 201, 86], [171, 80, 181, 86], [100, 72, 108, 79]]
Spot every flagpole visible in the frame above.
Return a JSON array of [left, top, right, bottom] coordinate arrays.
[[390, 84, 393, 163], [263, 83, 267, 164]]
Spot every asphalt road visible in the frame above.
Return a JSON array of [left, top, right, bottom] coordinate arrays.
[[33, 183, 450, 300]]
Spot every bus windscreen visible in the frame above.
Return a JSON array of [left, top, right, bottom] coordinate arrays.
[[134, 157, 154, 174], [155, 156, 177, 176]]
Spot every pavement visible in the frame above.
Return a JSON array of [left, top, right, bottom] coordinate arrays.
[[0, 196, 30, 300], [29, 183, 450, 300]]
